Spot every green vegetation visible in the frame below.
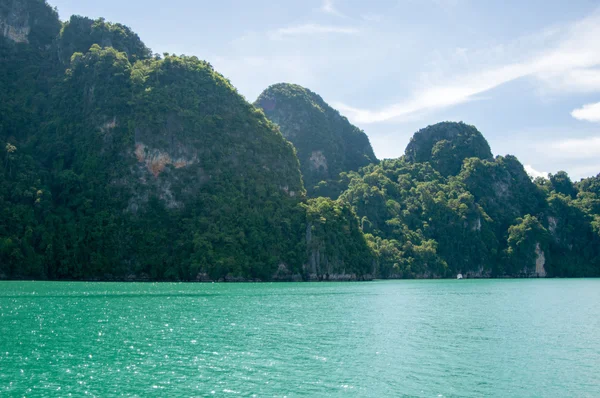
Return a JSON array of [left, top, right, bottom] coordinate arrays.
[[336, 123, 600, 278], [304, 197, 374, 279], [1, 1, 599, 281], [0, 0, 61, 144], [58, 15, 151, 64], [1, 0, 371, 281], [255, 83, 377, 198], [405, 122, 493, 176]]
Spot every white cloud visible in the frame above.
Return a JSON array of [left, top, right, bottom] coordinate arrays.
[[543, 136, 600, 159], [540, 68, 600, 93], [524, 165, 548, 179], [320, 0, 345, 17], [334, 10, 600, 124], [335, 63, 528, 123], [506, 135, 600, 180], [268, 23, 359, 39], [571, 102, 600, 122]]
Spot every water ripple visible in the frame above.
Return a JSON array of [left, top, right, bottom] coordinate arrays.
[[0, 280, 599, 396]]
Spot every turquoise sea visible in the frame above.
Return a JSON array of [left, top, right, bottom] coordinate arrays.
[[1, 280, 599, 397]]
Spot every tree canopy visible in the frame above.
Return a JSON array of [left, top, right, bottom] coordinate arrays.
[[1, 1, 599, 281], [255, 83, 378, 198]]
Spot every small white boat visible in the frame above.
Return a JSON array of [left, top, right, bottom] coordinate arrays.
[[457, 273, 463, 279]]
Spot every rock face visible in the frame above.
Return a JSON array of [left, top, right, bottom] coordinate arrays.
[[0, 2, 381, 283], [3, 1, 599, 281], [1, 11, 313, 281], [1, 0, 30, 43], [405, 122, 493, 176], [53, 50, 305, 214], [0, 0, 60, 46], [1, 0, 61, 144], [535, 243, 547, 277], [255, 83, 377, 197], [460, 155, 547, 236], [304, 198, 375, 280]]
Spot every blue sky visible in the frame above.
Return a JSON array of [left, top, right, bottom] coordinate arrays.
[[49, 0, 600, 180]]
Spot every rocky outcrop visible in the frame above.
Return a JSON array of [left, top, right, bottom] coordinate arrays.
[[1, 14, 29, 43], [535, 243, 547, 277], [547, 216, 558, 235], [255, 83, 377, 197], [405, 122, 493, 176], [309, 150, 328, 172], [1, 0, 60, 47], [29, 48, 309, 280], [271, 264, 303, 282], [304, 197, 375, 280], [471, 217, 482, 231], [461, 267, 492, 279], [1, 0, 30, 43], [306, 273, 373, 282], [134, 143, 198, 177]]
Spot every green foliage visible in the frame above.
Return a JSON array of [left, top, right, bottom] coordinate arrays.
[[459, 155, 547, 235], [1, 1, 599, 281], [58, 15, 151, 64], [577, 173, 600, 196], [304, 197, 374, 278], [1, 0, 61, 47], [255, 83, 378, 198], [405, 122, 493, 176], [0, 0, 62, 143], [504, 215, 549, 276], [549, 171, 577, 198], [334, 124, 600, 277], [339, 158, 496, 277], [544, 194, 600, 277], [0, 3, 378, 281]]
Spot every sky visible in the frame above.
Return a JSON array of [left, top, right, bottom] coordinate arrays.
[[48, 0, 600, 180]]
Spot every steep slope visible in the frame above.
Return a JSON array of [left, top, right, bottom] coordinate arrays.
[[340, 158, 497, 278], [1, 0, 59, 45], [2, 0, 598, 281], [337, 124, 600, 278], [0, 0, 374, 282], [0, 0, 61, 142], [405, 122, 493, 176], [3, 44, 309, 280], [255, 83, 377, 197]]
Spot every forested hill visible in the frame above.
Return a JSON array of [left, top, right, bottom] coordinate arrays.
[[340, 123, 600, 278], [405, 122, 493, 176], [1, 0, 599, 281], [256, 83, 377, 198], [0, 0, 373, 281]]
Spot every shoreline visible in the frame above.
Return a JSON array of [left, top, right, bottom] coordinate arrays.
[[0, 275, 589, 283]]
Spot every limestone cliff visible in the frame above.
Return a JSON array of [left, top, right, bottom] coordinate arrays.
[[1, 0, 29, 43], [535, 243, 547, 277], [255, 83, 377, 198], [0, 0, 59, 46], [303, 198, 375, 280], [2, 0, 599, 281], [405, 122, 493, 176], [0, 0, 61, 144]]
